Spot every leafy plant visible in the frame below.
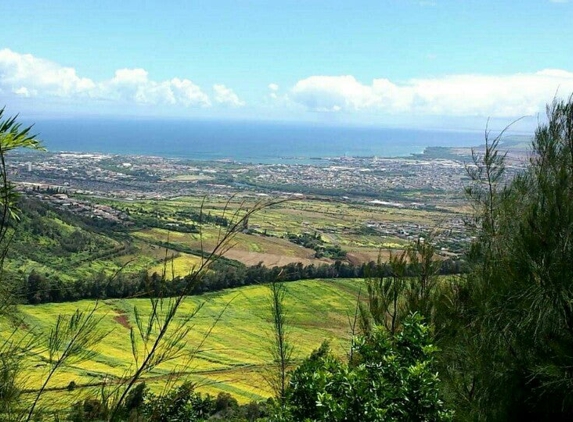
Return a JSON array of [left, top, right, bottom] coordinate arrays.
[[0, 108, 43, 420], [278, 314, 452, 422]]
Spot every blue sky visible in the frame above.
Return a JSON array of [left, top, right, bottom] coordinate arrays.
[[1, 0, 572, 130]]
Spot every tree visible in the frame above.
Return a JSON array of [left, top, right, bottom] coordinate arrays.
[[360, 236, 442, 337], [440, 96, 573, 420], [0, 108, 42, 419], [141, 382, 213, 422], [278, 314, 452, 422], [266, 279, 294, 402]]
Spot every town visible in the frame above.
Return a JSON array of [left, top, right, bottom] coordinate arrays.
[[10, 146, 493, 203], [7, 144, 527, 258]]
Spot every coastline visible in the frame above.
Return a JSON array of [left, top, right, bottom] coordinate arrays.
[[29, 119, 488, 165]]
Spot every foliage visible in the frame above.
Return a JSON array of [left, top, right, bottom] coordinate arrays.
[[15, 240, 462, 306], [68, 383, 269, 422], [361, 236, 442, 336], [286, 232, 347, 259], [0, 108, 44, 420], [277, 314, 452, 422], [438, 96, 573, 420], [68, 397, 109, 422], [142, 382, 213, 422], [266, 280, 294, 402]]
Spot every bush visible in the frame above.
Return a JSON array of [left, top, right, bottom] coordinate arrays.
[[277, 314, 452, 422], [142, 382, 213, 422]]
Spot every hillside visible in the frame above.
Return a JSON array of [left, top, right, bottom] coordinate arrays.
[[5, 194, 348, 283], [10, 279, 364, 407]]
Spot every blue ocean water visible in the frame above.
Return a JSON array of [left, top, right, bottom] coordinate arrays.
[[29, 118, 486, 164]]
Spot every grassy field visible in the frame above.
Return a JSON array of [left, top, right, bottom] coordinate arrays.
[[8, 279, 365, 407], [8, 193, 463, 284], [119, 195, 461, 267], [134, 226, 332, 267]]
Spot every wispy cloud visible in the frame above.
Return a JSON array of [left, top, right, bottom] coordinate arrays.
[[0, 49, 244, 109], [289, 70, 573, 118]]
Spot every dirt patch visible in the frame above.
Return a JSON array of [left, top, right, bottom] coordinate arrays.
[[345, 251, 379, 265], [345, 249, 398, 265], [113, 310, 131, 330], [222, 249, 332, 267]]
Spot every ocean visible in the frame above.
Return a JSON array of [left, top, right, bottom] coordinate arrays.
[[28, 118, 487, 164]]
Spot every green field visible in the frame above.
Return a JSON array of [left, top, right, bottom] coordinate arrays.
[[115, 195, 460, 266], [8, 192, 463, 284], [9, 279, 365, 406]]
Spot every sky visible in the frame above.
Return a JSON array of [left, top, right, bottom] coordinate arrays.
[[1, 0, 572, 131]]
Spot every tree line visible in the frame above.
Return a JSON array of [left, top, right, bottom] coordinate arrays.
[[19, 255, 465, 305]]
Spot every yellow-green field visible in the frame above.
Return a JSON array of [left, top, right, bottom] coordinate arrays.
[[161, 196, 444, 235], [147, 252, 203, 278], [134, 226, 332, 267], [8, 279, 365, 407]]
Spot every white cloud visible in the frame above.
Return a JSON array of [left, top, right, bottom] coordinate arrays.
[[99, 69, 211, 107], [0, 48, 95, 98], [0, 48, 217, 108], [290, 71, 573, 117], [4, 48, 573, 122], [172, 78, 211, 107], [267, 83, 281, 100], [213, 84, 245, 107], [292, 75, 378, 112]]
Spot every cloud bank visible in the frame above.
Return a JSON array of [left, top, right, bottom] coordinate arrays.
[[290, 71, 573, 118], [2, 48, 573, 120], [0, 48, 242, 109]]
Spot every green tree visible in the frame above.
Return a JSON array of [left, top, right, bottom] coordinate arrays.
[[440, 96, 573, 420], [360, 236, 442, 337], [266, 279, 294, 402], [277, 314, 452, 422], [0, 108, 42, 420], [142, 382, 213, 422]]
